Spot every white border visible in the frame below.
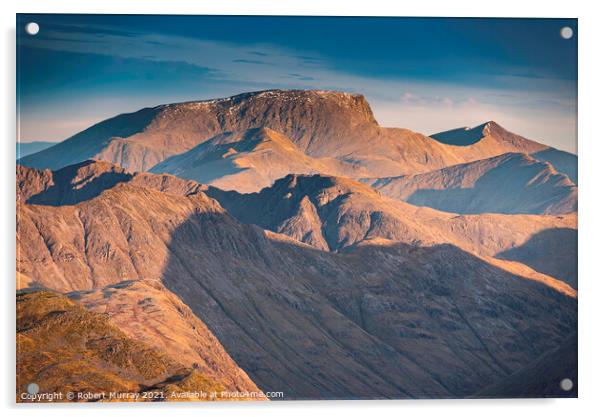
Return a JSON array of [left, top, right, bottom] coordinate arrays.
[[3, 1, 601, 416]]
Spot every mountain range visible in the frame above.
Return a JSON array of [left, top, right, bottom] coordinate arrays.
[[16, 89, 578, 400]]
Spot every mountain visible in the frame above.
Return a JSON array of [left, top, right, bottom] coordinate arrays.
[[17, 141, 57, 158], [431, 122, 577, 183], [17, 290, 260, 402], [363, 153, 577, 215], [17, 160, 577, 286], [18, 90, 383, 172], [17, 162, 577, 399], [19, 91, 569, 183], [150, 127, 360, 193], [205, 172, 576, 287]]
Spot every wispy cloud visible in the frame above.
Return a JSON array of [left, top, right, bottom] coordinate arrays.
[[17, 20, 577, 152]]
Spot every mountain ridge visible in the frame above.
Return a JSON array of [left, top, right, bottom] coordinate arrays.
[[19, 90, 572, 184], [363, 152, 577, 215], [17, 162, 577, 399]]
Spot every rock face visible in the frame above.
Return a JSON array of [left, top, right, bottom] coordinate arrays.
[[364, 153, 577, 215], [17, 291, 261, 402], [17, 163, 577, 399]]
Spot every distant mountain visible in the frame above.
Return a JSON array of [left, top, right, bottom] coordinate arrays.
[[17, 290, 259, 402], [432, 122, 577, 183], [17, 162, 576, 399], [19, 90, 386, 173], [364, 153, 577, 215], [17, 141, 56, 158], [19, 91, 569, 183], [150, 127, 360, 193]]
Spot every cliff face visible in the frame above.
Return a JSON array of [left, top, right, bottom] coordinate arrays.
[[17, 162, 577, 399]]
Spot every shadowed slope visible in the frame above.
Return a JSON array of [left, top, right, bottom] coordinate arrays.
[[206, 172, 577, 286], [474, 335, 577, 398], [431, 121, 547, 152], [364, 153, 577, 215], [497, 228, 578, 288], [532, 148, 578, 184], [17, 141, 56, 158], [18, 107, 162, 171], [17, 164, 577, 399]]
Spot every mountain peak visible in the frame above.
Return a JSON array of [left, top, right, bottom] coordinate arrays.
[[431, 121, 547, 153]]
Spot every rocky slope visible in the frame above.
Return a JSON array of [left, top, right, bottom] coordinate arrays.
[[69, 280, 261, 394], [432, 122, 577, 183], [364, 153, 577, 215], [17, 161, 577, 287], [19, 91, 571, 182], [17, 291, 258, 402], [17, 163, 577, 399]]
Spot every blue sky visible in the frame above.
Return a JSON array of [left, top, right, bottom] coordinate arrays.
[[17, 14, 577, 152]]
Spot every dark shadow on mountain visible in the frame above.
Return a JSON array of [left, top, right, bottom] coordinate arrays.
[[27, 160, 133, 206], [430, 123, 488, 146], [159, 208, 577, 400], [406, 157, 576, 214], [497, 228, 577, 289], [473, 333, 577, 398], [532, 148, 577, 184]]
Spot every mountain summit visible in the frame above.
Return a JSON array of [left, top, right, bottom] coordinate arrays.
[[431, 121, 577, 182], [19, 91, 572, 183], [19, 90, 378, 172]]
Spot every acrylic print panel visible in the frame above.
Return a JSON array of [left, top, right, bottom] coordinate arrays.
[[16, 14, 577, 402]]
